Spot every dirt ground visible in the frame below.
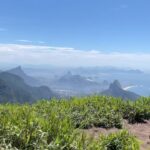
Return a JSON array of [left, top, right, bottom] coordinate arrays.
[[83, 120, 150, 150]]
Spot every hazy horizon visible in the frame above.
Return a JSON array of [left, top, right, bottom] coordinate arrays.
[[0, 44, 150, 71]]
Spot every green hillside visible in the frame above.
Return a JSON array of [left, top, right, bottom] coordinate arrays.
[[0, 72, 57, 103], [0, 96, 150, 149]]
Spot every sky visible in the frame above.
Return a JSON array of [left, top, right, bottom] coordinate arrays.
[[0, 0, 150, 70]]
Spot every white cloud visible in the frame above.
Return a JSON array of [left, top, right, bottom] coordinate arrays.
[[16, 40, 46, 44], [0, 43, 149, 70], [16, 40, 33, 43]]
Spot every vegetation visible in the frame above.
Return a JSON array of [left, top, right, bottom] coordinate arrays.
[[0, 96, 150, 149]]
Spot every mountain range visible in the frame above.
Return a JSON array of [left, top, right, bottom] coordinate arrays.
[[101, 80, 140, 100], [0, 66, 141, 103], [53, 71, 108, 96], [7, 66, 40, 86], [0, 68, 57, 103], [57, 71, 100, 88]]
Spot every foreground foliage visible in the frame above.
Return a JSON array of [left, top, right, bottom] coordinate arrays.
[[0, 96, 149, 149]]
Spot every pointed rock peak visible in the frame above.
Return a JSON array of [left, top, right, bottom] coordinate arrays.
[[110, 80, 122, 89], [102, 80, 109, 85], [11, 66, 24, 72], [15, 66, 22, 70], [60, 71, 73, 80], [67, 71, 72, 76], [8, 66, 26, 76]]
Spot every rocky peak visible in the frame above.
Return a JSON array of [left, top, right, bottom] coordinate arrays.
[[110, 80, 122, 90]]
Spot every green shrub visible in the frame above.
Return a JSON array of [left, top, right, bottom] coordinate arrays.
[[0, 96, 149, 149], [99, 130, 140, 150]]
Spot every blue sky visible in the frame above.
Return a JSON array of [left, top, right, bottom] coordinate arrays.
[[0, 0, 150, 69], [1, 0, 150, 51]]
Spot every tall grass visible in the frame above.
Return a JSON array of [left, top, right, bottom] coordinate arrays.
[[0, 96, 149, 149]]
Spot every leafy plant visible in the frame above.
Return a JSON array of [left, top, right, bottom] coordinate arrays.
[[0, 95, 149, 149]]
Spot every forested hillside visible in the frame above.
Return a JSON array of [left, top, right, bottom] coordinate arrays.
[[0, 72, 57, 103]]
